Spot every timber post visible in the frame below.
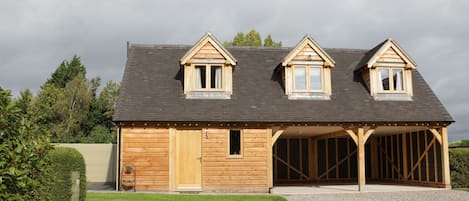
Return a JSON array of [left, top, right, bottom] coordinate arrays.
[[357, 128, 366, 191], [344, 127, 375, 191], [441, 127, 451, 189]]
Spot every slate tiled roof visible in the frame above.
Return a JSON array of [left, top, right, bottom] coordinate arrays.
[[113, 45, 453, 123]]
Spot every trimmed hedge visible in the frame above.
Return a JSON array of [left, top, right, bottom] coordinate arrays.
[[48, 147, 86, 201], [449, 148, 469, 188]]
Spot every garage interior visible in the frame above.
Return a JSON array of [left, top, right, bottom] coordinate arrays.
[[272, 126, 445, 188]]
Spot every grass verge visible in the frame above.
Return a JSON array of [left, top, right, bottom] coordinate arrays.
[[455, 188, 469, 192], [87, 192, 286, 201]]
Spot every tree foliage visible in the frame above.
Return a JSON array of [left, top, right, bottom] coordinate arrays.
[[449, 148, 469, 188], [46, 55, 86, 88], [449, 139, 469, 147], [245, 29, 262, 46], [15, 89, 33, 117], [53, 73, 93, 142], [29, 55, 119, 143], [264, 34, 282, 47], [224, 29, 282, 47], [0, 87, 52, 201]]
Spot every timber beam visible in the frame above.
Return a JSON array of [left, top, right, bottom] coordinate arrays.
[[272, 127, 287, 147], [427, 128, 442, 144]]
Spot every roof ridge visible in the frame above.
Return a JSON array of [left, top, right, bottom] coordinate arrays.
[[129, 43, 369, 52], [130, 44, 192, 48]]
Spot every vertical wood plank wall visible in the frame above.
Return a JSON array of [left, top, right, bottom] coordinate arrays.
[[202, 128, 270, 192], [121, 127, 169, 190]]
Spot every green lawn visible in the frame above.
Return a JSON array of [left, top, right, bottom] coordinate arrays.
[[456, 188, 469, 192], [87, 192, 286, 201]]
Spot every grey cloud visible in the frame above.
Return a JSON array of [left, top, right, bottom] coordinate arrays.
[[1, 0, 468, 141]]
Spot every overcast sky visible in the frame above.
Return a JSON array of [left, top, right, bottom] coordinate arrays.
[[1, 0, 467, 141]]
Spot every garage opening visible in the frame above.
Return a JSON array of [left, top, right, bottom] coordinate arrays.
[[272, 126, 446, 188]]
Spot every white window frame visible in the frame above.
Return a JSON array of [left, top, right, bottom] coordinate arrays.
[[292, 65, 324, 92], [193, 64, 224, 91]]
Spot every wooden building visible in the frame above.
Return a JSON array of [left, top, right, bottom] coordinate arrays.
[[113, 33, 453, 193]]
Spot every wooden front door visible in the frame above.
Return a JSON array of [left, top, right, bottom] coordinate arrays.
[[175, 130, 202, 190]]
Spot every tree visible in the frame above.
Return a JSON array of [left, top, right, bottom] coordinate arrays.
[[232, 32, 245, 46], [54, 73, 92, 142], [81, 80, 119, 143], [31, 55, 119, 143], [224, 29, 282, 47], [15, 89, 33, 116], [46, 55, 86, 88], [0, 87, 52, 200], [244, 29, 262, 46], [30, 84, 61, 130], [264, 34, 282, 47]]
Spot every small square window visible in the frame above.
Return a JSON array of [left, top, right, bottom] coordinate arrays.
[[228, 130, 242, 157]]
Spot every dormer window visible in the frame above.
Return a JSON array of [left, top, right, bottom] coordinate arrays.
[[281, 35, 335, 100], [180, 33, 237, 99], [358, 38, 416, 101], [194, 64, 222, 89], [293, 66, 322, 91], [378, 67, 404, 92]]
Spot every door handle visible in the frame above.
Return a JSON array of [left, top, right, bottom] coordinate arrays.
[[196, 157, 202, 162]]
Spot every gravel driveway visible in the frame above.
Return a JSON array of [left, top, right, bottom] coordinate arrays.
[[283, 190, 469, 201]]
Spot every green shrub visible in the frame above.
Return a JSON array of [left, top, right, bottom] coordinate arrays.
[[48, 147, 86, 201], [0, 88, 52, 201], [449, 139, 469, 147], [449, 148, 469, 188], [79, 125, 115, 143]]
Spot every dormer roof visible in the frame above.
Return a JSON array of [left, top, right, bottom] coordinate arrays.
[[282, 35, 335, 67], [180, 33, 237, 66], [361, 38, 417, 70]]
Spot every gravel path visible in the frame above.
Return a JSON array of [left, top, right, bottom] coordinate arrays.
[[282, 190, 469, 201]]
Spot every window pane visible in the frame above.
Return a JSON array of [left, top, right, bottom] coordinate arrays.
[[309, 67, 322, 90], [393, 69, 403, 91], [294, 67, 307, 90], [229, 130, 241, 155], [379, 69, 390, 91], [195, 65, 206, 88], [210, 66, 222, 89]]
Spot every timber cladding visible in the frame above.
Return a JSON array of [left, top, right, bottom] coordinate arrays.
[[121, 127, 270, 192], [202, 128, 269, 192], [121, 127, 169, 191]]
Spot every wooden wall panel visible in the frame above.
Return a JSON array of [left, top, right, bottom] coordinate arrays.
[[121, 127, 169, 191], [377, 47, 405, 63], [193, 42, 224, 59], [293, 44, 323, 61], [202, 128, 269, 191], [361, 69, 371, 92]]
